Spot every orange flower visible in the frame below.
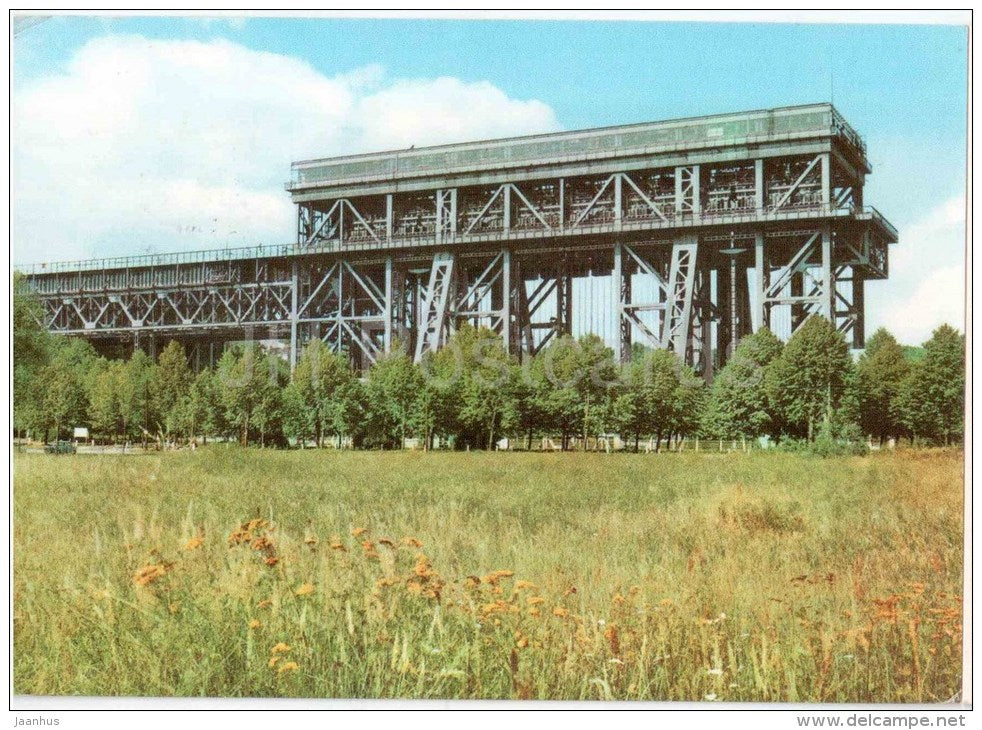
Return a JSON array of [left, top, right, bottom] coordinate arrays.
[[378, 538, 395, 548], [552, 607, 569, 618], [271, 642, 291, 654], [514, 580, 536, 591], [406, 580, 424, 595], [463, 576, 481, 589], [278, 661, 299, 674], [268, 656, 280, 668], [329, 537, 346, 551], [612, 593, 626, 605], [351, 527, 368, 537], [294, 583, 315, 597], [264, 557, 280, 567], [133, 563, 171, 587], [401, 537, 423, 548], [249, 619, 262, 629], [257, 599, 272, 609], [304, 536, 318, 546], [184, 536, 203, 551], [527, 596, 545, 606]]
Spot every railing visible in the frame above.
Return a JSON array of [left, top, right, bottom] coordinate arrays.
[[16, 243, 297, 276], [17, 205, 895, 280]]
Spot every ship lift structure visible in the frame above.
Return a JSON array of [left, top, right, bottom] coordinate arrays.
[[20, 103, 897, 380]]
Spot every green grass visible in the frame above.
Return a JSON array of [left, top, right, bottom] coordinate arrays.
[[13, 448, 963, 701]]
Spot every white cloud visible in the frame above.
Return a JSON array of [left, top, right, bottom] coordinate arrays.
[[865, 195, 966, 345], [12, 35, 560, 263]]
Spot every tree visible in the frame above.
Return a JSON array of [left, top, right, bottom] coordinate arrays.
[[854, 328, 909, 443], [896, 324, 965, 445], [217, 344, 285, 446], [152, 341, 192, 442], [701, 328, 783, 439], [89, 360, 125, 441], [118, 349, 157, 445], [613, 348, 684, 451], [183, 369, 222, 444], [765, 316, 853, 440], [13, 274, 52, 437], [363, 349, 422, 449]]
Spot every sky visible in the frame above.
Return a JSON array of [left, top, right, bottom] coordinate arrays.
[[11, 13, 968, 346]]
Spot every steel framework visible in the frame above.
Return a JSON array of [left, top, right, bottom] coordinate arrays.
[[20, 103, 897, 378]]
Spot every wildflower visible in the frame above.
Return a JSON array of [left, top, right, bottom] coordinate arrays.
[[362, 540, 379, 559], [378, 538, 395, 548], [168, 601, 180, 614], [406, 581, 423, 595], [612, 593, 626, 605], [529, 607, 541, 617], [705, 693, 718, 701], [463, 575, 481, 589], [264, 557, 279, 567], [514, 580, 536, 591], [552, 607, 568, 618], [251, 536, 273, 552], [351, 527, 368, 537], [414, 556, 433, 577], [304, 536, 318, 546], [707, 668, 724, 676], [401, 537, 423, 548], [516, 635, 529, 649], [278, 661, 299, 674], [629, 585, 641, 596], [257, 599, 272, 609], [249, 619, 262, 629], [527, 596, 545, 606], [268, 656, 280, 668], [329, 537, 345, 551], [659, 598, 674, 607], [184, 536, 203, 551], [271, 642, 291, 654], [295, 583, 315, 597], [133, 563, 171, 587]]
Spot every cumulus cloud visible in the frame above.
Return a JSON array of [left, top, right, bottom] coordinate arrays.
[[866, 195, 966, 345], [12, 35, 559, 263]]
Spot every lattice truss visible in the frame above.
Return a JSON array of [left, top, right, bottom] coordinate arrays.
[[294, 152, 853, 251]]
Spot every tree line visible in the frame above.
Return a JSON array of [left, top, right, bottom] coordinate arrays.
[[13, 282, 964, 451]]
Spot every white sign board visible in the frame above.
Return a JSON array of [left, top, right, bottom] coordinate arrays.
[[73, 427, 89, 439]]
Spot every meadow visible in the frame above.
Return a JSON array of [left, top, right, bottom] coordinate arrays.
[[13, 447, 964, 702]]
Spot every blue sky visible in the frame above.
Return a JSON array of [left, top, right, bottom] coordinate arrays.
[[12, 14, 968, 344]]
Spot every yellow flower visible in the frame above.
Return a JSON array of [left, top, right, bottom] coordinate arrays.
[[552, 607, 569, 618], [351, 527, 368, 537], [268, 656, 280, 668], [295, 583, 315, 597], [249, 619, 262, 629], [527, 596, 545, 606], [406, 580, 423, 595], [612, 593, 626, 605], [271, 642, 291, 654], [184, 536, 203, 551], [278, 661, 299, 674], [514, 580, 536, 591], [401, 537, 423, 548]]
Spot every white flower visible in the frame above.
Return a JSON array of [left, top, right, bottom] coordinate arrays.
[[707, 668, 724, 676], [704, 693, 718, 701]]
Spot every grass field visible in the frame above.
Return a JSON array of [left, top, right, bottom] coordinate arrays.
[[13, 448, 964, 702]]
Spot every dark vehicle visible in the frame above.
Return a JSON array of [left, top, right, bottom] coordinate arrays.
[[44, 440, 76, 455]]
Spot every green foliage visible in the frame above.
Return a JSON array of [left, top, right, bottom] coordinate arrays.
[[765, 316, 853, 440], [855, 328, 909, 441], [896, 325, 965, 444], [363, 348, 423, 449], [701, 328, 783, 439]]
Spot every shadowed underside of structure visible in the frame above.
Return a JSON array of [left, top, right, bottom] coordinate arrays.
[[21, 103, 897, 379]]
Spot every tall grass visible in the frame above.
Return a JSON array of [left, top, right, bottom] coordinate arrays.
[[13, 448, 963, 701]]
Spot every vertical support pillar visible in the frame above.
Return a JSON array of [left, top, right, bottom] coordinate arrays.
[[385, 193, 393, 243], [613, 242, 624, 362], [853, 276, 865, 349], [384, 256, 393, 353], [289, 260, 299, 371], [434, 189, 443, 244], [558, 178, 565, 232], [753, 232, 766, 332], [820, 153, 831, 209], [501, 248, 511, 355], [503, 184, 512, 233], [613, 174, 623, 231], [691, 165, 701, 219], [821, 224, 834, 321], [674, 167, 685, 215], [754, 159, 765, 211]]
